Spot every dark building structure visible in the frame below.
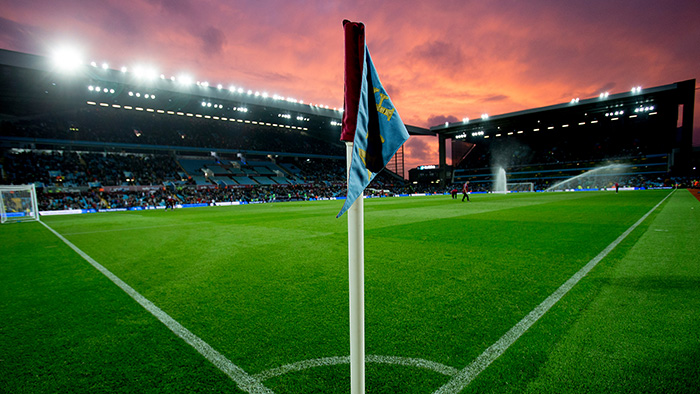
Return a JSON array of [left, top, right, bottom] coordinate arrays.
[[430, 79, 695, 188]]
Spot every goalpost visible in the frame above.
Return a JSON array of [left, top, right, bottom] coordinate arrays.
[[506, 182, 535, 192], [0, 184, 40, 223]]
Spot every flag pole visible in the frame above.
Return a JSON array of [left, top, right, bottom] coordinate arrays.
[[345, 140, 365, 394]]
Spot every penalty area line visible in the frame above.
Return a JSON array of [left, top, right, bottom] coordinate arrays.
[[433, 189, 675, 394], [39, 221, 273, 394]]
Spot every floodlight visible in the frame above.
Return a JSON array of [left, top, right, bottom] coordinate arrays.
[[101, 63, 109, 70], [462, 117, 469, 123], [177, 74, 193, 85], [121, 66, 128, 73], [481, 113, 489, 120], [134, 66, 157, 80], [90, 61, 97, 67], [217, 84, 223, 90], [51, 46, 83, 72], [88, 85, 94, 91]]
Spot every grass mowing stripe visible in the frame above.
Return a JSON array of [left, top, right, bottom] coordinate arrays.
[[433, 189, 675, 394], [38, 220, 274, 394]]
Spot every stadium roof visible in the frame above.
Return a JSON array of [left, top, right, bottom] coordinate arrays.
[[0, 49, 431, 136], [431, 79, 695, 142]]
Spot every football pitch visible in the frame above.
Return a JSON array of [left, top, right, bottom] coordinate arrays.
[[1, 189, 698, 393]]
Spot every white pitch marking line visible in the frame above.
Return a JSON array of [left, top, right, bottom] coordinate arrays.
[[253, 355, 459, 381], [39, 221, 274, 394], [432, 190, 675, 394]]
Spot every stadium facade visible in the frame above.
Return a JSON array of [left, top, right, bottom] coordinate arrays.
[[421, 79, 695, 188]]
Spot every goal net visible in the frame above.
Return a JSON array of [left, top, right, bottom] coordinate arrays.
[[506, 182, 534, 192], [0, 184, 40, 223]]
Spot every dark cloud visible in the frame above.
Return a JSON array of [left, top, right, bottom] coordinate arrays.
[[427, 114, 459, 126], [146, 0, 196, 16], [484, 94, 508, 102], [410, 40, 468, 72], [383, 83, 400, 100], [199, 27, 227, 55]]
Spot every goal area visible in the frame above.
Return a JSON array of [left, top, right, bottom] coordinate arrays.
[[0, 184, 40, 223], [506, 182, 535, 192]]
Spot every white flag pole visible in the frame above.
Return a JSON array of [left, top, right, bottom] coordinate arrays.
[[345, 141, 365, 394]]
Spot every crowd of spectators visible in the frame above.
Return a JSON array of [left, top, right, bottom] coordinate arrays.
[[2, 150, 182, 187], [1, 148, 406, 211]]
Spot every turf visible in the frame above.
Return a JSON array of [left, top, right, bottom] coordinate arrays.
[[1, 190, 697, 393]]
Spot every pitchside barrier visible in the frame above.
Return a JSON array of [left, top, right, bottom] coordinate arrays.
[[32, 188, 674, 217]]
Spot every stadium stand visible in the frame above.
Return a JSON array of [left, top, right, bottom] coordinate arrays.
[[0, 49, 696, 212]]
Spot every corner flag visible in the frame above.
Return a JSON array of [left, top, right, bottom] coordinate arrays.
[[337, 20, 409, 218]]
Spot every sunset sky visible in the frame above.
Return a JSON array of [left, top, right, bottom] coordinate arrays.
[[1, 0, 698, 171]]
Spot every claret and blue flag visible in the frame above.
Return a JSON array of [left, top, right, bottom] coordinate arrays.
[[337, 20, 410, 218]]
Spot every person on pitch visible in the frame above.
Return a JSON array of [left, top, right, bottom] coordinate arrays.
[[462, 181, 470, 202]]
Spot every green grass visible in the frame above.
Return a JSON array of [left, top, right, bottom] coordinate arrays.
[[1, 190, 698, 393]]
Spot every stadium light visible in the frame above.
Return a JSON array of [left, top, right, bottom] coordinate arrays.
[[177, 74, 193, 85], [121, 66, 128, 73], [135, 66, 157, 80], [599, 92, 609, 99], [481, 113, 489, 120], [463, 117, 469, 123], [51, 46, 83, 72], [101, 63, 109, 70]]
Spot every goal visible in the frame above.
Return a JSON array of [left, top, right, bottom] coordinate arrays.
[[0, 184, 40, 223], [506, 182, 535, 193]]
